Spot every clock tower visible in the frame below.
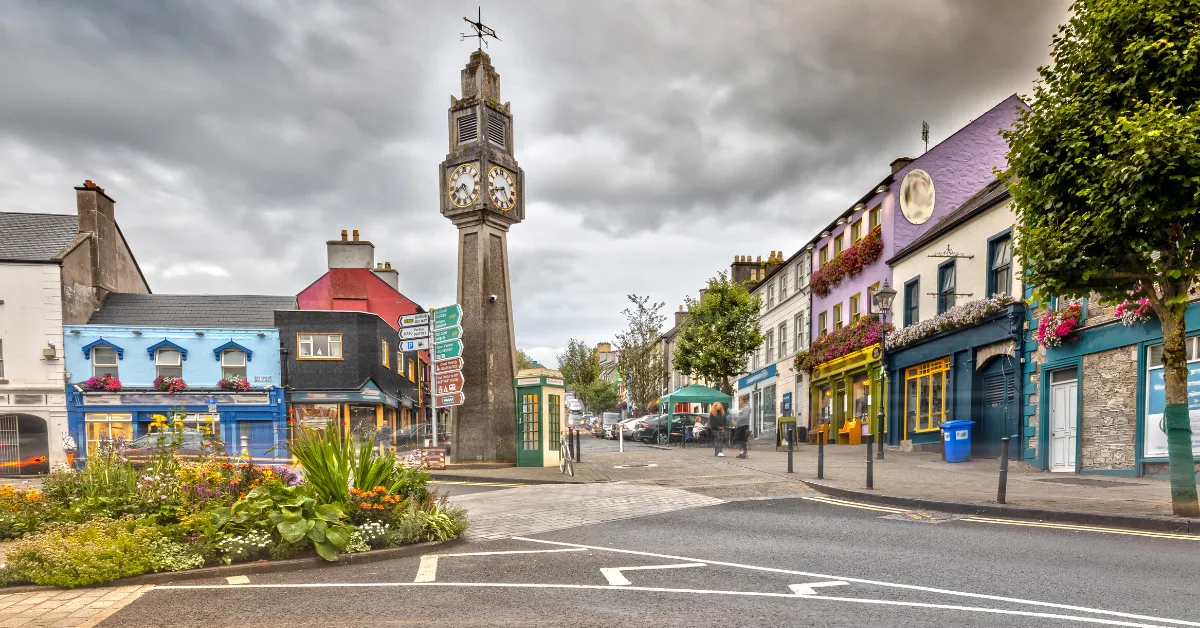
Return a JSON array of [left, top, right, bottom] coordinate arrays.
[[439, 50, 523, 463]]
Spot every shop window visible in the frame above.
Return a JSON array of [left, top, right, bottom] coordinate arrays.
[[904, 357, 950, 434], [382, 340, 390, 368], [84, 412, 133, 455], [851, 219, 862, 243], [988, 233, 1013, 297], [833, 304, 843, 330], [869, 206, 880, 230], [92, 347, 119, 379], [851, 373, 870, 422], [850, 293, 861, 324], [817, 386, 832, 426], [903, 278, 920, 326], [937, 260, 956, 314], [155, 348, 183, 379], [221, 349, 247, 380], [298, 333, 342, 359], [818, 312, 827, 338], [834, 233, 844, 256], [294, 403, 339, 430]]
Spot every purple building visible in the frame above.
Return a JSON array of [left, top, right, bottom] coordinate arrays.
[[803, 94, 1026, 444]]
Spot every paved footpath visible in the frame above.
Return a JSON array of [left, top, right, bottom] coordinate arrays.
[[0, 585, 152, 628]]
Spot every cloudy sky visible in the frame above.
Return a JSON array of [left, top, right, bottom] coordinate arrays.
[[0, 1, 1070, 367]]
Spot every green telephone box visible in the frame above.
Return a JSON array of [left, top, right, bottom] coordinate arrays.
[[514, 372, 567, 467]]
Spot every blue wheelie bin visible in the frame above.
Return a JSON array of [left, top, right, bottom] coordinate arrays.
[[940, 420, 975, 463]]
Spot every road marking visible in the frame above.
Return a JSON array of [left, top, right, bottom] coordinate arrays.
[[149, 581, 1182, 627], [801, 495, 909, 514], [600, 562, 705, 586], [440, 548, 589, 558], [433, 480, 527, 488], [414, 556, 439, 583], [790, 581, 847, 595], [414, 547, 588, 583], [225, 575, 250, 585], [510, 537, 1200, 627], [963, 517, 1200, 540]]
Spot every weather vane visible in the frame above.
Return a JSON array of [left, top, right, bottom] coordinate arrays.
[[461, 6, 500, 50]]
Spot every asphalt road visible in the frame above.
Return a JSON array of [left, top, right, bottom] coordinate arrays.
[[578, 431, 659, 453], [102, 493, 1200, 627]]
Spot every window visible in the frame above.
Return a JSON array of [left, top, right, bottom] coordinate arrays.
[[937, 261, 956, 314], [794, 313, 806, 351], [795, 259, 804, 290], [834, 233, 844, 256], [819, 312, 827, 338], [849, 293, 861, 324], [298, 334, 342, 359], [549, 394, 562, 450], [851, 219, 862, 243], [833, 304, 843, 330], [869, 206, 881, 230], [155, 348, 183, 379], [221, 349, 247, 380], [84, 412, 132, 455], [397, 350, 403, 374], [408, 359, 416, 383], [778, 322, 788, 358], [92, 346, 119, 379], [0, 339, 4, 378], [780, 269, 789, 301], [382, 340, 390, 367], [767, 282, 776, 309], [820, 245, 829, 266], [867, 282, 879, 315], [988, 234, 1013, 297], [904, 357, 950, 434], [765, 330, 775, 364], [904, 279, 920, 326]]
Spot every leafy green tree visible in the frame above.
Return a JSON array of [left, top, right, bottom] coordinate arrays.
[[515, 349, 535, 372], [557, 339, 601, 392], [673, 272, 764, 394], [615, 295, 667, 410], [1003, 0, 1200, 515], [583, 378, 620, 413]]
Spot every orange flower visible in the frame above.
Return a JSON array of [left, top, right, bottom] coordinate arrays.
[[373, 504, 385, 510], [360, 503, 371, 509], [373, 486, 386, 494]]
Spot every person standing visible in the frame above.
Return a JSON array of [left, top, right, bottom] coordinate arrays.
[[709, 402, 728, 457], [734, 398, 752, 458]]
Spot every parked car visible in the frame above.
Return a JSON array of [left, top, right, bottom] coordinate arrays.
[[617, 417, 640, 441], [125, 429, 207, 462], [635, 413, 706, 444], [600, 412, 622, 439]]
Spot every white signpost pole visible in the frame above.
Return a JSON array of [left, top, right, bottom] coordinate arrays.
[[430, 308, 437, 450]]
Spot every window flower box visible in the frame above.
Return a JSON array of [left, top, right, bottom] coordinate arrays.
[[83, 374, 122, 392], [885, 294, 1016, 351], [218, 375, 251, 392], [794, 314, 892, 373], [810, 228, 883, 298], [1036, 301, 1082, 348], [153, 376, 187, 393]]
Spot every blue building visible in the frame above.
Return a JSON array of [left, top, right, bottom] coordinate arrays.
[[63, 294, 296, 463]]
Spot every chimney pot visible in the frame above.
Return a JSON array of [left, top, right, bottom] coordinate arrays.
[[890, 156, 915, 174], [352, 229, 360, 242], [341, 229, 348, 241], [756, 255, 762, 263], [384, 261, 392, 270]]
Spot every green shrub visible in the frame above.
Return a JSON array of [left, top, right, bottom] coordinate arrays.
[[215, 530, 273, 563], [150, 538, 205, 572], [205, 481, 355, 562], [4, 518, 159, 588], [290, 423, 353, 505], [344, 531, 370, 554]]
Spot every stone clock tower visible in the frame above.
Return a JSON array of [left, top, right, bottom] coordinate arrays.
[[439, 50, 523, 463]]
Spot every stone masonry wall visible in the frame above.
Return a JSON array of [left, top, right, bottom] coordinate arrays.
[[1080, 346, 1138, 470]]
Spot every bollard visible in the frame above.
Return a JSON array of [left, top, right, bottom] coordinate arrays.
[[876, 409, 885, 460], [575, 429, 582, 463], [997, 437, 1011, 504], [865, 433, 874, 489], [787, 425, 794, 473], [619, 423, 624, 453], [817, 431, 825, 479]]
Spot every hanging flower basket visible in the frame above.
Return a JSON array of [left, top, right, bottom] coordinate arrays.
[[218, 375, 251, 392], [153, 376, 187, 393], [885, 294, 1016, 350], [83, 374, 122, 392], [810, 228, 884, 298], [1036, 301, 1083, 348], [794, 314, 892, 373]]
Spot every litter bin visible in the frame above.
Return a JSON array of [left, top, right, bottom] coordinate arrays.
[[941, 420, 975, 463]]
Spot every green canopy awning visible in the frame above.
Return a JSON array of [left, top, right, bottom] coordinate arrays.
[[660, 384, 731, 407]]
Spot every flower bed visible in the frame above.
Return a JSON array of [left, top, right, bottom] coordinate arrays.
[[794, 314, 892, 373], [1037, 300, 1083, 348], [0, 421, 465, 588], [885, 294, 1016, 351], [810, 228, 883, 298]]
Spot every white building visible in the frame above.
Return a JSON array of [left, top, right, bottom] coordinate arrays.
[[0, 182, 149, 473], [737, 249, 812, 438]]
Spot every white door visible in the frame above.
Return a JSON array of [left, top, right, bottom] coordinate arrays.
[[1049, 370, 1078, 473]]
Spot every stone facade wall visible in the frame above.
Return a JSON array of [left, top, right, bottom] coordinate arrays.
[[1079, 346, 1138, 470], [1084, 295, 1120, 327]]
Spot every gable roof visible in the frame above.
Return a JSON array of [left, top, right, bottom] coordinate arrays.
[[88, 294, 297, 328], [887, 177, 1012, 266], [0, 212, 79, 262]]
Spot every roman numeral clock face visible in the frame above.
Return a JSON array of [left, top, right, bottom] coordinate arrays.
[[488, 166, 517, 211], [448, 163, 481, 208]]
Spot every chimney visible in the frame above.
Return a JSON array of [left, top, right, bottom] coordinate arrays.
[[372, 260, 399, 290], [674, 305, 686, 328], [75, 180, 116, 239], [890, 156, 914, 174], [327, 228, 375, 269]]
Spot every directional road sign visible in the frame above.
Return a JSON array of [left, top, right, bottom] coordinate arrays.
[[434, 357, 463, 374], [434, 339, 463, 361], [437, 392, 465, 407], [401, 338, 430, 351], [401, 326, 430, 339], [432, 305, 463, 331], [435, 370, 464, 395], [433, 325, 461, 344], [400, 313, 430, 327]]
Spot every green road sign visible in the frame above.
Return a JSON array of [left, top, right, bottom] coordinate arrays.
[[434, 339, 463, 361], [432, 305, 463, 331], [433, 326, 462, 344]]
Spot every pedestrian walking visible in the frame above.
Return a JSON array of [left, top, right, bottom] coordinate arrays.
[[734, 397, 752, 458], [709, 402, 728, 457]]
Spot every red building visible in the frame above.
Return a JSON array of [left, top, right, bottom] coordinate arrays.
[[295, 230, 430, 432]]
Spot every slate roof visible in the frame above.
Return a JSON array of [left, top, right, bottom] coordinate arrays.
[[88, 294, 297, 328], [887, 177, 1012, 265], [0, 212, 80, 262]]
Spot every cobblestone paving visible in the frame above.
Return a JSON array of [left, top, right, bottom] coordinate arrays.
[[0, 585, 152, 628]]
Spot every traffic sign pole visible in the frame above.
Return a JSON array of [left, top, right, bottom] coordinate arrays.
[[430, 307, 437, 449]]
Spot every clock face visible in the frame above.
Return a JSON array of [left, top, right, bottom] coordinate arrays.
[[448, 163, 481, 208], [899, 169, 935, 225], [488, 166, 517, 211]]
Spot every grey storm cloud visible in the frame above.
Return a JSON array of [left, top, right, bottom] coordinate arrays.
[[0, 0, 1070, 367]]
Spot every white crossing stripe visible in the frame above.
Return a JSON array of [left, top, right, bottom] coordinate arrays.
[[414, 555, 439, 583], [225, 575, 250, 585], [600, 563, 705, 586]]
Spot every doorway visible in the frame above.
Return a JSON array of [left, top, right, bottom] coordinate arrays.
[[1048, 367, 1079, 472], [517, 391, 542, 467], [0, 414, 50, 475], [976, 357, 1017, 458]]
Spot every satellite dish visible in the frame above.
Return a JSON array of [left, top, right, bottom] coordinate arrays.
[[899, 169, 935, 225]]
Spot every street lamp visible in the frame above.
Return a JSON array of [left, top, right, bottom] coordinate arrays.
[[872, 280, 897, 460]]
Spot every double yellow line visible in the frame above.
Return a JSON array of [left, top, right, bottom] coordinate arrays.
[[802, 495, 909, 514]]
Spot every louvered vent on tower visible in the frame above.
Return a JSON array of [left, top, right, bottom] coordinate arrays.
[[487, 115, 505, 147], [458, 115, 478, 144]]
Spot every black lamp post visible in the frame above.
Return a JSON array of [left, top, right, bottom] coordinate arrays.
[[872, 280, 897, 460]]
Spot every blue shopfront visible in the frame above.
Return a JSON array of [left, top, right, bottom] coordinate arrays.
[[737, 364, 778, 437]]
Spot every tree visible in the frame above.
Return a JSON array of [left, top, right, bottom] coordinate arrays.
[[673, 272, 764, 395], [1003, 0, 1200, 516], [515, 349, 535, 372], [615, 295, 666, 410], [557, 339, 600, 391], [583, 378, 620, 413]]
